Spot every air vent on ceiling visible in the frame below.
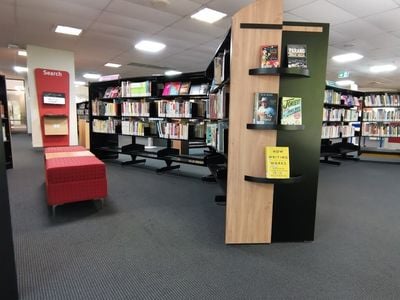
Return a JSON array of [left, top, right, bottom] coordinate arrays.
[[127, 62, 169, 70]]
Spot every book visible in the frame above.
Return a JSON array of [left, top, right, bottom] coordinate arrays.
[[253, 93, 278, 124], [162, 82, 181, 96], [287, 44, 307, 68], [280, 97, 302, 125], [130, 81, 151, 97], [190, 83, 209, 95], [265, 146, 290, 179], [179, 82, 191, 95], [260, 45, 279, 68]]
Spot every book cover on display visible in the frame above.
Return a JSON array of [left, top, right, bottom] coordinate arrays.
[[162, 82, 181, 96], [179, 82, 191, 95], [280, 97, 302, 125], [287, 44, 307, 68], [265, 146, 290, 179], [260, 45, 279, 68], [253, 92, 278, 124]]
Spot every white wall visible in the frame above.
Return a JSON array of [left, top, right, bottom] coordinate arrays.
[[27, 45, 77, 147]]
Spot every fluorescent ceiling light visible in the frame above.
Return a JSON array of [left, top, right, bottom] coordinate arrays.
[[164, 70, 182, 76], [55, 25, 82, 36], [370, 64, 397, 73], [332, 53, 363, 63], [191, 8, 227, 24], [134, 40, 166, 53], [335, 80, 355, 86], [74, 81, 86, 86], [104, 63, 121, 68], [14, 66, 28, 73], [18, 50, 27, 57], [83, 73, 101, 79]]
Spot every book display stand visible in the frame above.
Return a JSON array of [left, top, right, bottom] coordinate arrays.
[[225, 0, 329, 244]]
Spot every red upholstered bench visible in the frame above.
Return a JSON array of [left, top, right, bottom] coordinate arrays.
[[44, 147, 107, 215]]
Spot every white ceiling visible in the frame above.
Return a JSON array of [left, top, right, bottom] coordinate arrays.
[[1, 0, 400, 91]]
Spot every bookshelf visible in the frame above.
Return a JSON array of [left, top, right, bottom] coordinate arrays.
[[360, 92, 400, 154], [77, 101, 90, 148], [89, 72, 215, 172], [225, 0, 329, 244], [0, 75, 13, 169], [320, 85, 363, 165]]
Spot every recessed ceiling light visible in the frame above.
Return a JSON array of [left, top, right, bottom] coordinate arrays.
[[191, 8, 227, 24], [74, 81, 86, 86], [369, 64, 397, 73], [18, 50, 27, 57], [335, 80, 355, 86], [83, 73, 101, 79], [13, 66, 28, 73], [134, 40, 166, 53], [104, 63, 121, 68], [164, 70, 182, 76], [332, 53, 363, 63], [55, 25, 82, 36]]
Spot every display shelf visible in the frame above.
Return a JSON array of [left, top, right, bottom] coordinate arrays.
[[323, 103, 355, 109], [246, 124, 305, 130], [364, 106, 400, 108], [248, 67, 310, 77], [244, 175, 302, 184]]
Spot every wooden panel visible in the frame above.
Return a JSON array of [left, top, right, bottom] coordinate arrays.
[[225, 0, 283, 244], [45, 151, 94, 159], [78, 119, 86, 147], [283, 25, 323, 33], [43, 116, 68, 135], [84, 122, 90, 149]]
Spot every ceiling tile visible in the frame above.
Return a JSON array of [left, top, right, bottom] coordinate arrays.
[[170, 18, 227, 38], [328, 30, 354, 46], [89, 22, 146, 42], [0, 3, 16, 26], [332, 19, 384, 39], [155, 27, 214, 44], [106, 0, 181, 26], [16, 0, 101, 21], [123, 0, 202, 17], [58, 0, 111, 10], [97, 12, 163, 34], [283, 12, 309, 22], [364, 8, 400, 31], [207, 0, 253, 16], [289, 0, 357, 25], [284, 0, 319, 11], [16, 6, 94, 29], [326, 0, 398, 18]]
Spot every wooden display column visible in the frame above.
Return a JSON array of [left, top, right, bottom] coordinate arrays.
[[226, 0, 283, 244]]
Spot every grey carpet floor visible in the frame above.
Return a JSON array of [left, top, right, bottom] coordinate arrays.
[[6, 134, 400, 300]]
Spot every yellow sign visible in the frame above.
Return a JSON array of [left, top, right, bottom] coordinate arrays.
[[265, 146, 290, 179]]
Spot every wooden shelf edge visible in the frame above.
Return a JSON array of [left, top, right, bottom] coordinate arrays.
[[246, 124, 305, 130], [244, 175, 302, 184], [248, 67, 310, 77]]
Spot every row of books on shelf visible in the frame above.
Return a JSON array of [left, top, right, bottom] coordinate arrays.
[[321, 125, 355, 139], [364, 94, 400, 107], [324, 90, 361, 106], [253, 93, 302, 125], [104, 80, 211, 99], [2, 124, 7, 141], [206, 121, 228, 153], [94, 118, 208, 140], [92, 100, 118, 116], [322, 108, 359, 122], [213, 49, 229, 85], [260, 44, 307, 68], [0, 103, 4, 118], [93, 97, 227, 120], [362, 108, 400, 122], [362, 123, 400, 137]]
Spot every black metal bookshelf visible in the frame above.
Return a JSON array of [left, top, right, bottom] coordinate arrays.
[[0, 75, 13, 169]]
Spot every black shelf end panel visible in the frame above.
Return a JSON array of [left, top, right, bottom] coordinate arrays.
[[246, 123, 305, 130], [248, 67, 310, 77], [244, 175, 302, 184]]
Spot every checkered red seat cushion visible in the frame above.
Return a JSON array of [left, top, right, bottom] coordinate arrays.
[[44, 146, 86, 153], [46, 156, 106, 184]]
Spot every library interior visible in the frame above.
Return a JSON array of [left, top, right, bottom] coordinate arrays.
[[1, 0, 400, 299]]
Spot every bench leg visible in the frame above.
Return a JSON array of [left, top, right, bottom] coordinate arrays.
[[51, 205, 57, 217], [121, 154, 146, 166], [156, 160, 180, 173]]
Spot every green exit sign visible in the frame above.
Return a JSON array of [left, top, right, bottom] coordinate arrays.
[[338, 71, 350, 78]]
